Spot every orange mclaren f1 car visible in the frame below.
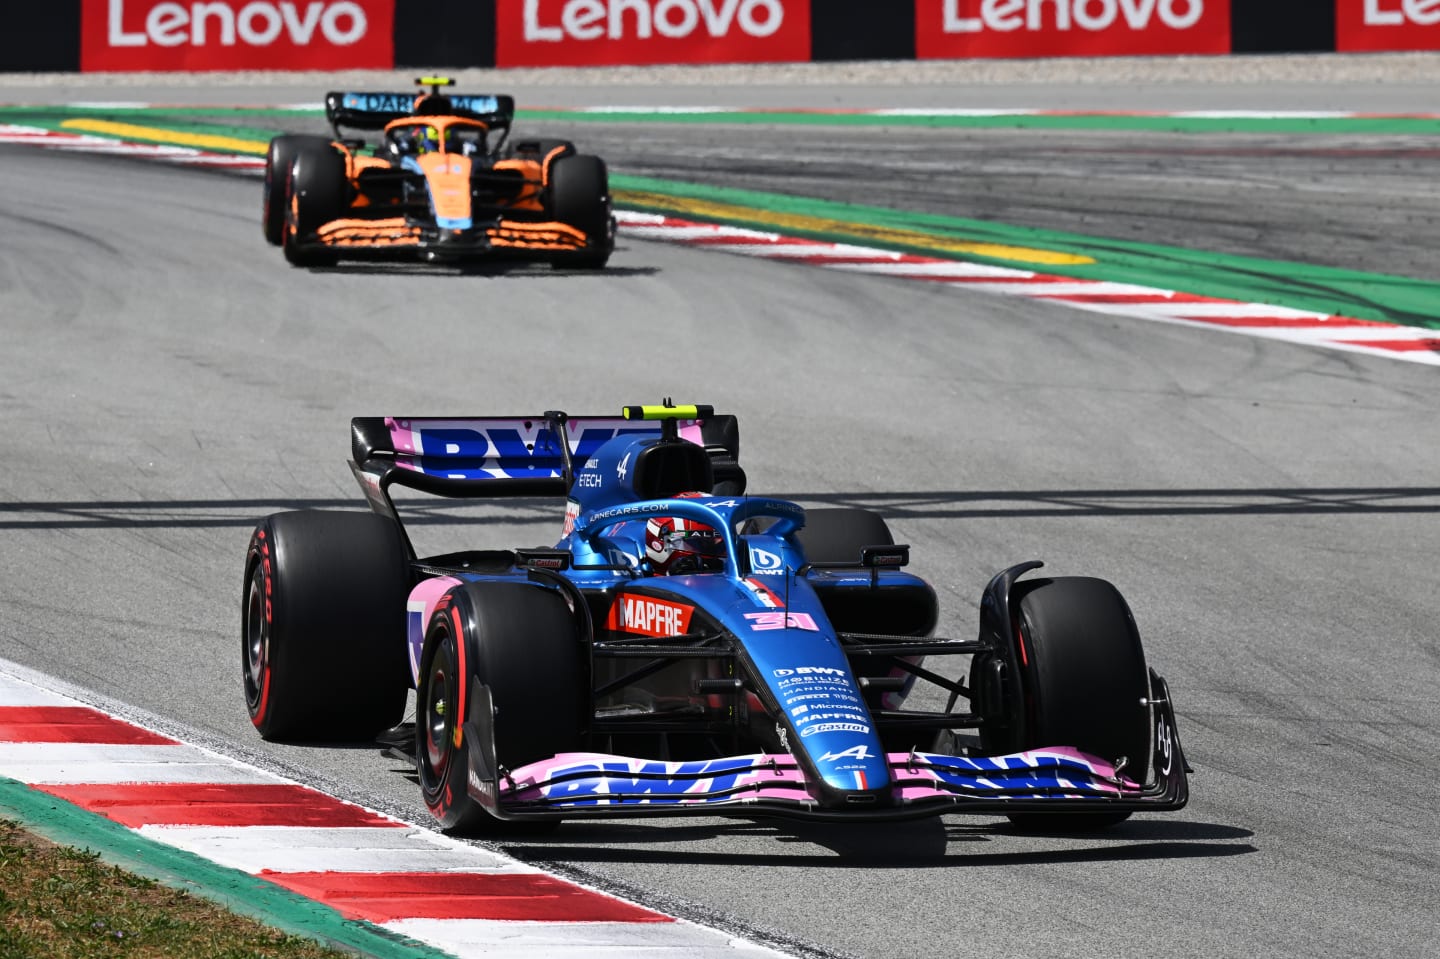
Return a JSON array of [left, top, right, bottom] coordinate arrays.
[[262, 78, 614, 269]]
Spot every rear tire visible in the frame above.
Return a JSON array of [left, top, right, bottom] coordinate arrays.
[[416, 581, 583, 834], [999, 576, 1150, 831], [796, 508, 894, 565], [241, 510, 409, 741], [263, 135, 331, 245], [548, 154, 612, 270], [282, 145, 347, 267]]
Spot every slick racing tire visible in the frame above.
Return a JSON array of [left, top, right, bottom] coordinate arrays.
[[548, 154, 612, 270], [795, 508, 894, 565], [282, 144, 347, 267], [242, 510, 409, 742], [416, 581, 583, 835], [263, 135, 331, 245], [995, 576, 1151, 832]]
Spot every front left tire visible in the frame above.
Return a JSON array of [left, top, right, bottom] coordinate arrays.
[[263, 135, 331, 245], [282, 144, 347, 267], [416, 581, 584, 834]]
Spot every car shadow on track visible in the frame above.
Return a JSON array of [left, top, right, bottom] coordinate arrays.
[[10, 486, 1440, 531], [501, 817, 1256, 868]]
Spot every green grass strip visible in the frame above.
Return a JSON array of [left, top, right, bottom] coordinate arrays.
[[0, 777, 454, 959], [612, 173, 1440, 328]]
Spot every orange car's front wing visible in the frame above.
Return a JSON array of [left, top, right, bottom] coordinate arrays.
[[308, 217, 591, 255]]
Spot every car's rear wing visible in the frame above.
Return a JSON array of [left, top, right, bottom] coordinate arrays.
[[349, 409, 744, 519], [324, 91, 516, 136]]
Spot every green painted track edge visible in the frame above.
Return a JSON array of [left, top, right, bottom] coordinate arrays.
[[611, 173, 1440, 329], [0, 776, 456, 959], [4, 105, 1436, 328]]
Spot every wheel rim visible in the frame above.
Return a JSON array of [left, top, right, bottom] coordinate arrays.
[[423, 637, 456, 778], [243, 568, 268, 712]]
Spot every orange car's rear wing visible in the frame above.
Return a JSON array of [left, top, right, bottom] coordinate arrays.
[[325, 91, 516, 136]]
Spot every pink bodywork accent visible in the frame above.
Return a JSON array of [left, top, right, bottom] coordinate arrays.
[[406, 576, 462, 686]]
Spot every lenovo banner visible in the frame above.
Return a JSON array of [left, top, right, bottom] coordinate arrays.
[[916, 0, 1230, 58], [1337, 0, 1440, 51], [81, 0, 394, 71], [496, 0, 810, 67]]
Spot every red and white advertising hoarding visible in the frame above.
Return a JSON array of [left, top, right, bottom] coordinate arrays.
[[916, 0, 1229, 59], [1337, 0, 1440, 51], [81, 0, 394, 71], [496, 0, 810, 68]]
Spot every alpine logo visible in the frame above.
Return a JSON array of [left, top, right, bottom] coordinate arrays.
[[818, 744, 873, 763], [606, 595, 695, 638]]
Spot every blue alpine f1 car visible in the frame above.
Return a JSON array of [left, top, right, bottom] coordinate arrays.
[[241, 403, 1189, 832]]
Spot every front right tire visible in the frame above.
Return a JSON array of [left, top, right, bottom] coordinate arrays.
[[548, 153, 612, 270], [990, 576, 1152, 831]]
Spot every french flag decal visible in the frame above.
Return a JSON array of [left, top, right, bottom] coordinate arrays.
[[743, 578, 783, 609]]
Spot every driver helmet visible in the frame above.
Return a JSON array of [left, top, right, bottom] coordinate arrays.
[[645, 513, 724, 575], [417, 125, 440, 154]]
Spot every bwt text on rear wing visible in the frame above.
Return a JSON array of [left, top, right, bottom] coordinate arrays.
[[348, 410, 743, 524]]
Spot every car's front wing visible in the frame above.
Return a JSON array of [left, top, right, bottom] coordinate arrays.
[[300, 216, 591, 257], [462, 687, 1189, 822]]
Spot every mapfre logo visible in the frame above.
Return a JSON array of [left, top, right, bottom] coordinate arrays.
[[1337, 0, 1440, 52], [916, 0, 1229, 59], [81, 0, 394, 72], [497, 0, 810, 68], [606, 594, 696, 638]]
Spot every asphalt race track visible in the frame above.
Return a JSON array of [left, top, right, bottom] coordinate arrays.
[[3, 61, 1440, 958]]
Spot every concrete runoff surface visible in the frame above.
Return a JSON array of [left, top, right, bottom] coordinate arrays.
[[1, 57, 1440, 959]]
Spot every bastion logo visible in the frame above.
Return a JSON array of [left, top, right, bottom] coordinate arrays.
[[1337, 0, 1440, 52], [915, 0, 1229, 58], [496, 0, 810, 68], [81, 0, 394, 72]]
